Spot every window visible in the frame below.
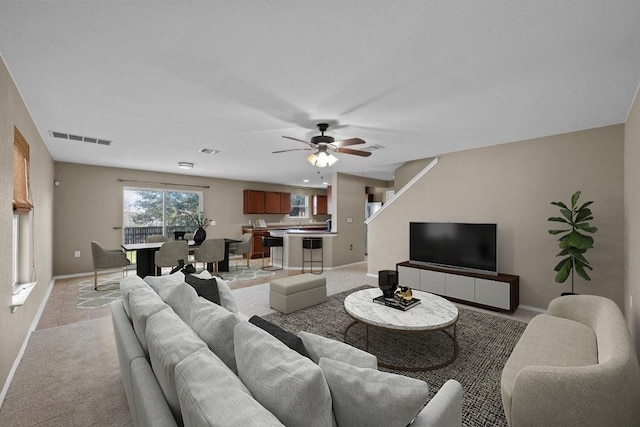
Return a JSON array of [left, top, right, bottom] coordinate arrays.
[[123, 188, 203, 243], [12, 215, 18, 288], [289, 194, 308, 218], [13, 127, 33, 214]]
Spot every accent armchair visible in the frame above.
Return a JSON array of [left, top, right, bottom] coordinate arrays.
[[154, 240, 189, 275], [228, 233, 252, 269], [194, 239, 225, 274], [90, 241, 131, 290]]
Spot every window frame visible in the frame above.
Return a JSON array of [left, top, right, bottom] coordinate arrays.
[[12, 215, 19, 289], [289, 194, 309, 219]]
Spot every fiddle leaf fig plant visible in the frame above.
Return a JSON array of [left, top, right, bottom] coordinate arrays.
[[547, 191, 597, 293]]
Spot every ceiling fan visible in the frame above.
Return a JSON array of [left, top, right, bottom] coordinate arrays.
[[273, 123, 371, 167]]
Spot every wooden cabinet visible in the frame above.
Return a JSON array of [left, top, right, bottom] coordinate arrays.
[[312, 195, 328, 215], [244, 190, 291, 214], [244, 190, 265, 214], [397, 261, 519, 313], [280, 192, 291, 215], [265, 192, 282, 214]]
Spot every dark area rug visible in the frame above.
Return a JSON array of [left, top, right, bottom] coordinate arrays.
[[263, 286, 527, 427]]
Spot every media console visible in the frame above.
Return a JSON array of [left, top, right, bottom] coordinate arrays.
[[396, 261, 519, 313]]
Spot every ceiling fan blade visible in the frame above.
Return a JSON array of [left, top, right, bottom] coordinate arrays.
[[272, 148, 314, 154], [334, 147, 372, 157], [282, 135, 316, 147], [332, 137, 365, 148]]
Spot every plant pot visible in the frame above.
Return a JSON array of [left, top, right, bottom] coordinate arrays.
[[194, 227, 206, 244]]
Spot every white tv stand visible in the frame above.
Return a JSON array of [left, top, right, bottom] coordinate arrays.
[[396, 261, 519, 313]]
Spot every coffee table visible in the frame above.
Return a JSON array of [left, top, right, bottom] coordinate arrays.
[[343, 287, 459, 371]]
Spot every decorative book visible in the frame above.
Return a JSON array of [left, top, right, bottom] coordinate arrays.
[[373, 295, 421, 311]]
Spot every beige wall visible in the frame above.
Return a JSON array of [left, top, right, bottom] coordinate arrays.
[[368, 125, 625, 310], [394, 157, 436, 192], [625, 86, 640, 358], [0, 58, 54, 395], [53, 162, 327, 275]]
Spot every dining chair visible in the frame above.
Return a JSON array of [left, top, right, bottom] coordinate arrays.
[[154, 240, 189, 275], [90, 241, 131, 290], [194, 239, 225, 274], [145, 234, 168, 243], [228, 233, 252, 270]]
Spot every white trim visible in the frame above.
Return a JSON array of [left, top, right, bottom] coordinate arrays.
[[517, 304, 546, 314], [0, 277, 55, 407], [365, 157, 439, 225]]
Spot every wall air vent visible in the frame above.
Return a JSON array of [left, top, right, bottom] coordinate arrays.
[[360, 144, 385, 152], [49, 130, 112, 146]]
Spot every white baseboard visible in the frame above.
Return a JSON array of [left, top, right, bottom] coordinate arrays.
[[0, 277, 55, 408]]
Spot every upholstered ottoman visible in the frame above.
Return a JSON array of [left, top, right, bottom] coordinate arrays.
[[269, 274, 327, 314]]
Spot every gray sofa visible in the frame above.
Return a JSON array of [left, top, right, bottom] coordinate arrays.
[[111, 272, 463, 427], [501, 294, 640, 427]]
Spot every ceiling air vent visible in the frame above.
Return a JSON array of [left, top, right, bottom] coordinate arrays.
[[49, 130, 112, 146]]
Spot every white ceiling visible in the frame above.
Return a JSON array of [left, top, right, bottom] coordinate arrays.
[[1, 1, 639, 188]]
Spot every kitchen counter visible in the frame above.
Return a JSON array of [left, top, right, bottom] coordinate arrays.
[[268, 230, 337, 270]]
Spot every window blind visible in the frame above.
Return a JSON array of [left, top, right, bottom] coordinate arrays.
[[13, 127, 33, 215]]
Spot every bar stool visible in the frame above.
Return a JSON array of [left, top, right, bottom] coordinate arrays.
[[262, 235, 283, 271], [302, 237, 323, 274]]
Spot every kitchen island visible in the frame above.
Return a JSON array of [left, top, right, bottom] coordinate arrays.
[[268, 229, 337, 270]]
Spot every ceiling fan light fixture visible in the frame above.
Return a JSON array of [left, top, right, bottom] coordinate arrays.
[[307, 151, 337, 168]]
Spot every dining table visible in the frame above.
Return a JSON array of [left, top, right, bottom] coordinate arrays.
[[122, 238, 241, 278]]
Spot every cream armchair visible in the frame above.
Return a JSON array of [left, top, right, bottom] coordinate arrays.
[[90, 241, 131, 290]]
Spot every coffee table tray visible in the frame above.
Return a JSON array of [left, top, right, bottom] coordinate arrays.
[[372, 295, 421, 311]]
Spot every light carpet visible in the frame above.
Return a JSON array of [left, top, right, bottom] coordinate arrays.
[[263, 286, 527, 427], [0, 316, 132, 426]]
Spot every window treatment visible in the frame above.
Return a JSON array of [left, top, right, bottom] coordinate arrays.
[[13, 127, 33, 215]]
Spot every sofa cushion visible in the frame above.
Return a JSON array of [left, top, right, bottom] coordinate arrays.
[[298, 331, 377, 369], [249, 315, 310, 358], [144, 272, 185, 300], [501, 313, 598, 410], [318, 357, 430, 427], [164, 283, 199, 321], [175, 348, 285, 427], [129, 288, 171, 355], [184, 274, 220, 305], [189, 298, 241, 373], [120, 275, 150, 319], [146, 309, 207, 425], [215, 277, 238, 314], [234, 321, 333, 427]]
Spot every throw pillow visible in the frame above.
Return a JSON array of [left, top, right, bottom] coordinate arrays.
[[318, 357, 430, 427], [298, 330, 377, 369], [249, 315, 310, 358], [216, 278, 239, 314], [234, 321, 333, 427], [184, 274, 220, 305], [164, 283, 199, 321]]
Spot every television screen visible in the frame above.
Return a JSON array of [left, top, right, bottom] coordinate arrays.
[[409, 222, 497, 274]]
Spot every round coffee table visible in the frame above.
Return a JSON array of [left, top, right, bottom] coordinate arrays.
[[343, 288, 459, 371]]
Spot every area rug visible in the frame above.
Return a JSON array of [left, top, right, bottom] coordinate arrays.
[[263, 286, 527, 427], [219, 265, 275, 283], [76, 277, 122, 309]]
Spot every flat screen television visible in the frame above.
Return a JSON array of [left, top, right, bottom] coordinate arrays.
[[409, 222, 498, 275]]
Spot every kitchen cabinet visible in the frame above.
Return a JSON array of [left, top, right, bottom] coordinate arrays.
[[243, 190, 291, 214], [313, 195, 328, 215]]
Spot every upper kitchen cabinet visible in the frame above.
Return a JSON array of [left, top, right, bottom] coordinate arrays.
[[313, 194, 328, 215], [265, 191, 282, 214], [244, 190, 265, 214], [244, 190, 291, 214]]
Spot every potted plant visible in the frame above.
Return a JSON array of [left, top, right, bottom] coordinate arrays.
[[547, 191, 597, 294], [192, 211, 212, 244]]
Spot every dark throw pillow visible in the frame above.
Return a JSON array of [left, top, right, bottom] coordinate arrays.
[[249, 315, 310, 359], [184, 274, 221, 306]]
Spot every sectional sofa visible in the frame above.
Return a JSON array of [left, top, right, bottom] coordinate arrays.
[[111, 271, 463, 427]]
